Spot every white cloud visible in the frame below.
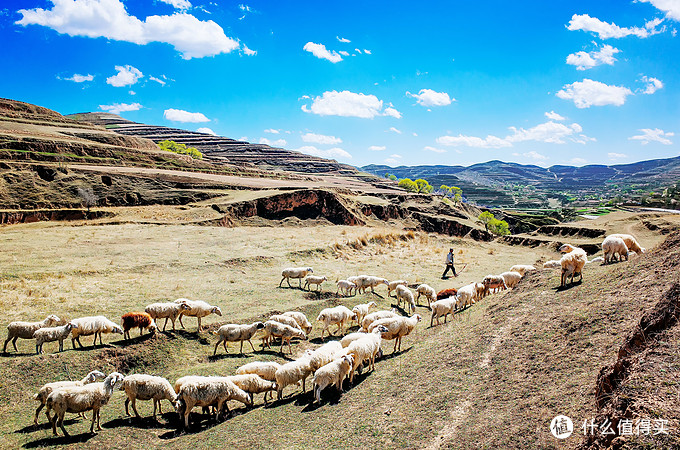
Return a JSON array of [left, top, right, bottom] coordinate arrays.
[[242, 45, 257, 56], [128, 90, 136, 95], [338, 50, 349, 56], [16, 0, 240, 59], [389, 154, 402, 159], [163, 108, 210, 122], [545, 111, 565, 121], [197, 127, 216, 135], [608, 152, 628, 159], [522, 151, 548, 160], [238, 4, 253, 12], [301, 132, 342, 145], [106, 65, 143, 87], [336, 36, 350, 43], [303, 42, 342, 63], [295, 145, 352, 160], [99, 102, 142, 114], [368, 145, 386, 151], [149, 76, 166, 85], [159, 0, 191, 10], [302, 90, 401, 119], [354, 48, 362, 54], [264, 128, 280, 134], [384, 158, 401, 166], [437, 134, 512, 149], [629, 128, 674, 145], [641, 75, 663, 94], [566, 44, 620, 70], [556, 79, 633, 108], [259, 137, 287, 147], [389, 127, 402, 134], [406, 89, 454, 107], [424, 146, 446, 153], [63, 73, 93, 82], [566, 13, 664, 39], [363, 49, 371, 54], [568, 158, 588, 166], [638, 0, 680, 21]]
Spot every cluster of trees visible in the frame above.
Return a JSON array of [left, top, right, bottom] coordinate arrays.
[[478, 211, 510, 236], [159, 140, 203, 160], [439, 184, 462, 203], [386, 173, 463, 199]]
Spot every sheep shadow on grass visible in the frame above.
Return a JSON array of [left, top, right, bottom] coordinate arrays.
[[158, 408, 248, 438], [0, 351, 34, 358], [256, 348, 296, 361], [103, 412, 178, 431], [303, 291, 338, 301], [208, 351, 255, 362], [173, 330, 210, 345], [23, 431, 96, 448], [15, 419, 80, 434], [112, 333, 154, 348], [554, 279, 583, 292], [390, 304, 411, 316], [301, 371, 372, 412], [309, 335, 342, 345]]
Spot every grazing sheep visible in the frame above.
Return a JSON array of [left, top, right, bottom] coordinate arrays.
[[610, 233, 645, 255], [121, 312, 157, 340], [455, 283, 479, 310], [70, 316, 123, 348], [174, 298, 223, 331], [144, 302, 190, 332], [415, 284, 437, 308], [122, 374, 177, 419], [269, 314, 302, 331], [316, 306, 356, 341], [394, 285, 416, 314], [602, 235, 629, 264], [482, 275, 507, 297], [360, 309, 398, 332], [586, 256, 605, 264], [235, 361, 282, 382], [281, 311, 313, 334], [227, 374, 277, 405], [303, 275, 327, 291], [473, 282, 486, 301], [351, 301, 377, 327], [340, 331, 369, 348], [275, 355, 313, 400], [3, 314, 61, 353], [509, 265, 536, 276], [312, 354, 354, 403], [344, 326, 386, 380], [260, 320, 307, 354], [279, 267, 314, 288], [436, 288, 458, 300], [213, 322, 265, 355], [45, 372, 125, 436], [308, 340, 344, 372], [360, 276, 389, 294], [34, 322, 78, 354], [500, 271, 522, 289], [177, 377, 252, 428], [33, 370, 105, 425], [370, 314, 422, 353], [430, 297, 457, 326], [559, 244, 588, 287], [543, 260, 562, 269], [387, 280, 409, 297], [336, 280, 357, 296]]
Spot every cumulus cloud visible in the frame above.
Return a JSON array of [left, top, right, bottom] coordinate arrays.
[[638, 0, 680, 21], [424, 146, 446, 153], [384, 157, 401, 165], [629, 128, 674, 145], [545, 111, 565, 121], [159, 0, 191, 10], [437, 134, 512, 149], [106, 65, 143, 87], [368, 145, 386, 151], [242, 45, 257, 56], [259, 137, 287, 147], [363, 49, 372, 54], [337, 36, 350, 43], [568, 157, 589, 166], [339, 50, 349, 56], [566, 13, 665, 39], [264, 128, 280, 134], [295, 145, 352, 160], [522, 151, 548, 160], [16, 0, 240, 59], [303, 42, 343, 63], [407, 89, 454, 107], [302, 90, 402, 119], [301, 132, 342, 145], [556, 79, 633, 108], [163, 108, 210, 122], [197, 127, 216, 135], [566, 44, 620, 70], [641, 75, 663, 94], [99, 102, 142, 114], [63, 73, 93, 82], [608, 152, 628, 159]]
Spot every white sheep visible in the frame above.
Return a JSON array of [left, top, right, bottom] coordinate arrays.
[[340, 331, 369, 348], [370, 314, 422, 353], [336, 280, 357, 297], [543, 260, 562, 269], [144, 301, 190, 331], [177, 376, 252, 428], [387, 280, 409, 297], [430, 297, 457, 326], [122, 374, 177, 419], [500, 271, 522, 289], [33, 370, 105, 425], [34, 322, 78, 354], [482, 275, 507, 297], [415, 284, 437, 308], [344, 325, 386, 380], [609, 233, 645, 254], [351, 301, 377, 327], [394, 285, 416, 314], [509, 265, 536, 276], [45, 372, 125, 436], [269, 314, 303, 331], [70, 316, 123, 348], [602, 235, 629, 264], [275, 355, 313, 400], [559, 244, 588, 287], [279, 267, 314, 288], [303, 275, 327, 291], [235, 361, 282, 382], [174, 298, 223, 331], [281, 311, 313, 334], [360, 309, 398, 332], [308, 340, 344, 372], [360, 276, 389, 294], [586, 256, 605, 265], [312, 354, 354, 403], [316, 306, 356, 340], [260, 320, 307, 354], [213, 322, 265, 355], [456, 283, 479, 310], [3, 314, 61, 353], [227, 374, 277, 405]]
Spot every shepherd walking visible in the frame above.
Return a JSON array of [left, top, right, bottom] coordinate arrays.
[[442, 248, 458, 279]]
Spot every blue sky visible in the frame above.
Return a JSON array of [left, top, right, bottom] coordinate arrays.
[[1, 0, 679, 168]]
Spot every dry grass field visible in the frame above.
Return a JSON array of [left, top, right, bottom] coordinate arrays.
[[1, 209, 679, 449]]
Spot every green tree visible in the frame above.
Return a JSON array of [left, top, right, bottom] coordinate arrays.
[[451, 186, 462, 203], [487, 218, 510, 236], [398, 178, 418, 192], [478, 211, 495, 231], [439, 184, 450, 195], [414, 178, 433, 194], [159, 140, 203, 160], [388, 174, 397, 181]]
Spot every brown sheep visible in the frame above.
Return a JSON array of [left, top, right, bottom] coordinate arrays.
[[436, 288, 458, 300], [121, 312, 157, 340]]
